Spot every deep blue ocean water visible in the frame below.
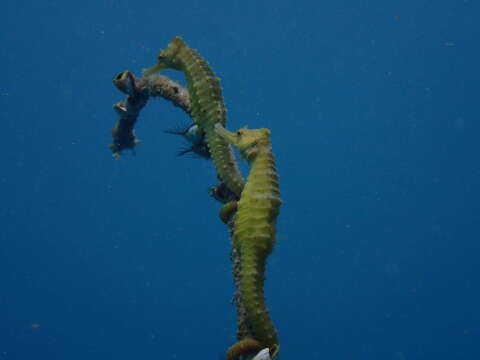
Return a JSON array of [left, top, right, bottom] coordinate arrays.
[[1, 1, 479, 359]]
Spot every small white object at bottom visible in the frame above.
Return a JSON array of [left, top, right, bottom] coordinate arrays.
[[252, 348, 271, 360]]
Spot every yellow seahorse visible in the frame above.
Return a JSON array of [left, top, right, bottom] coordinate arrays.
[[215, 124, 281, 360], [143, 37, 244, 197]]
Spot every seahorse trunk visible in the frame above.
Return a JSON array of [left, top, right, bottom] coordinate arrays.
[[234, 148, 281, 348]]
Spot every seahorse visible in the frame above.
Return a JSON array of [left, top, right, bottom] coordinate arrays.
[[215, 124, 281, 360], [143, 37, 244, 197]]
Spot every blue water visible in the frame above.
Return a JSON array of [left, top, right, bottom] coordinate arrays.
[[1, 1, 479, 359]]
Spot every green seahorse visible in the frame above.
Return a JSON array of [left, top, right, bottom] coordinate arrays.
[[143, 37, 244, 197], [215, 124, 281, 360]]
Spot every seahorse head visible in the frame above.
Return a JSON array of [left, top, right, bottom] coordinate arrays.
[[143, 37, 186, 75], [214, 124, 270, 160]]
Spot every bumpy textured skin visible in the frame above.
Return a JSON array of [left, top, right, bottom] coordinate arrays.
[[215, 125, 281, 358], [143, 37, 244, 197]]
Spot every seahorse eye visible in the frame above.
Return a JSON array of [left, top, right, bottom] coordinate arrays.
[[236, 130, 242, 136]]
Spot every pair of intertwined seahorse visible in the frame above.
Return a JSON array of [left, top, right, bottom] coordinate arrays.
[[143, 37, 281, 360]]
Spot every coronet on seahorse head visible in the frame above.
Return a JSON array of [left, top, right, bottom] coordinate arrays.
[[143, 37, 185, 75], [214, 124, 271, 161]]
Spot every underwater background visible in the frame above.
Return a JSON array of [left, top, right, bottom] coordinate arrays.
[[1, 0, 479, 359]]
